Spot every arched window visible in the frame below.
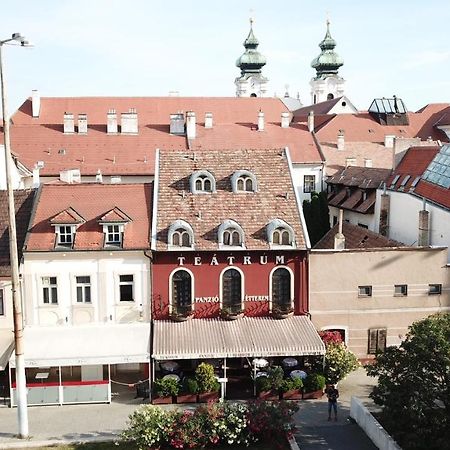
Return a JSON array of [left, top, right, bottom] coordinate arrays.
[[190, 170, 216, 193], [222, 269, 242, 313], [168, 220, 194, 249], [272, 268, 291, 309], [172, 270, 192, 314], [266, 219, 295, 247], [218, 220, 245, 248], [327, 93, 334, 100], [231, 170, 257, 193]]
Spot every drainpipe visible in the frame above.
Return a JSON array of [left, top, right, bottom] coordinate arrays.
[[144, 250, 153, 399]]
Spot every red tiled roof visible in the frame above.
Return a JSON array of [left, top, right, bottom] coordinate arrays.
[[293, 97, 344, 116], [414, 180, 450, 209], [98, 207, 132, 223], [314, 222, 404, 249], [49, 207, 85, 224], [327, 166, 392, 189], [355, 191, 376, 214], [155, 148, 307, 251], [27, 183, 152, 251], [10, 96, 323, 175], [0, 190, 35, 277]]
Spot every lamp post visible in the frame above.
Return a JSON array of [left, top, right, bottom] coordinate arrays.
[[0, 32, 31, 439]]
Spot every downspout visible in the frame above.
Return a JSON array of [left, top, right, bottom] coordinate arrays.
[[144, 250, 153, 400]]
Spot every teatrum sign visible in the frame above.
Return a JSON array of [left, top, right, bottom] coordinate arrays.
[[177, 254, 286, 266]]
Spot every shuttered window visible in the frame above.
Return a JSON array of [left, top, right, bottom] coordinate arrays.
[[222, 269, 242, 313], [272, 268, 291, 308], [368, 328, 387, 354], [172, 270, 192, 313]]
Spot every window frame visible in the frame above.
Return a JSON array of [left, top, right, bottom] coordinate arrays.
[[170, 268, 194, 315], [119, 274, 134, 302], [428, 284, 442, 295], [218, 220, 245, 249], [266, 219, 295, 248], [190, 170, 216, 194], [394, 284, 408, 297], [168, 220, 195, 250], [42, 276, 58, 305], [76, 276, 92, 304], [231, 170, 257, 193], [270, 266, 293, 311], [0, 288, 4, 316], [220, 267, 244, 313], [358, 285, 372, 297], [56, 225, 75, 247], [106, 224, 122, 246], [303, 175, 316, 193], [368, 328, 387, 354]]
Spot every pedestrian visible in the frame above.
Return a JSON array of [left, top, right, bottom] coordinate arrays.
[[326, 384, 339, 421]]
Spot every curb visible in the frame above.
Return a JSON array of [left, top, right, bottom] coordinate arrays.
[[0, 435, 118, 449]]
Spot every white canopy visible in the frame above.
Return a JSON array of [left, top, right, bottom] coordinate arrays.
[[153, 316, 325, 360], [0, 329, 14, 370], [9, 323, 150, 368]]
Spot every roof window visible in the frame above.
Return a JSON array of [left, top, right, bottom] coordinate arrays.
[[190, 170, 216, 194], [231, 170, 257, 193], [218, 219, 245, 249], [168, 220, 195, 250]]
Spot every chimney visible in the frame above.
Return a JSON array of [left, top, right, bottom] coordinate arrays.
[[379, 183, 390, 236], [307, 110, 314, 132], [32, 165, 41, 188], [337, 129, 345, 151], [186, 111, 196, 139], [205, 112, 213, 129], [78, 113, 87, 134], [257, 110, 265, 131], [63, 112, 75, 134], [121, 108, 138, 134], [170, 113, 185, 135], [107, 109, 118, 134], [418, 199, 430, 246], [334, 209, 345, 250], [31, 90, 40, 118], [96, 169, 103, 183], [384, 135, 395, 148], [281, 112, 290, 128]]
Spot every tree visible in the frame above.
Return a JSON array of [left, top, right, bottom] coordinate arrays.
[[365, 313, 450, 450], [302, 191, 330, 247]]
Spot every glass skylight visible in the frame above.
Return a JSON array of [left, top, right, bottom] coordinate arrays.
[[422, 144, 450, 189]]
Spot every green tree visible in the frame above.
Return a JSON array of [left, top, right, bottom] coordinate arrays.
[[302, 191, 330, 247], [323, 342, 359, 385], [365, 313, 450, 450]]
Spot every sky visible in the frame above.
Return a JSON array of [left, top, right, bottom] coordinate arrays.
[[2, 0, 450, 114]]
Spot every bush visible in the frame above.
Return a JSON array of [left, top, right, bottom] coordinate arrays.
[[255, 376, 272, 393], [154, 377, 180, 397], [323, 342, 359, 384], [182, 377, 199, 394], [280, 377, 303, 393], [303, 373, 326, 392], [195, 362, 220, 393], [267, 366, 284, 391]]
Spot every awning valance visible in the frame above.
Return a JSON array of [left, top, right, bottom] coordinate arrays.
[[9, 323, 150, 368], [0, 329, 14, 371], [153, 316, 325, 361]]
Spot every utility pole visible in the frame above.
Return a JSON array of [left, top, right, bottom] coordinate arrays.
[[0, 33, 31, 439]]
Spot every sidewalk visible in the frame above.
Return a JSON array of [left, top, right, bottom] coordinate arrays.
[[0, 368, 378, 449], [294, 368, 379, 450]]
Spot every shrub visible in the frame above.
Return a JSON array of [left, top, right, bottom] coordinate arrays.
[[291, 376, 304, 390], [303, 373, 326, 392], [323, 342, 359, 384], [182, 376, 199, 394], [154, 377, 180, 397], [255, 376, 272, 393], [216, 402, 256, 447], [280, 377, 303, 393], [195, 362, 219, 393], [267, 366, 284, 391]]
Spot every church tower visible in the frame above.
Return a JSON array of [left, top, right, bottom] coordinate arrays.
[[310, 20, 345, 104], [235, 19, 268, 97]]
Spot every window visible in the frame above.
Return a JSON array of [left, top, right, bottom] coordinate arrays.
[[303, 175, 316, 193], [358, 223, 369, 229], [57, 226, 74, 247], [394, 284, 407, 297], [76, 276, 91, 303], [364, 159, 373, 168], [272, 268, 291, 309], [266, 219, 294, 247], [0, 289, 4, 315], [172, 270, 192, 314], [218, 220, 244, 248], [358, 285, 372, 297], [42, 277, 58, 304], [222, 269, 242, 314], [106, 225, 121, 245], [190, 170, 216, 193], [119, 275, 134, 301], [231, 170, 257, 193], [327, 93, 334, 100], [172, 228, 191, 247], [368, 328, 387, 354], [223, 228, 241, 246], [273, 228, 291, 245], [346, 158, 356, 167], [332, 215, 338, 226], [428, 284, 442, 295], [168, 220, 194, 249]]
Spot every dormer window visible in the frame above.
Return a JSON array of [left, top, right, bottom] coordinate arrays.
[[218, 220, 245, 249], [168, 220, 194, 249], [50, 207, 85, 249], [98, 207, 132, 249], [266, 219, 295, 248], [190, 170, 216, 194], [57, 225, 75, 247], [231, 170, 257, 193]]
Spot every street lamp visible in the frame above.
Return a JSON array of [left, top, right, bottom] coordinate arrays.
[[0, 32, 31, 439]]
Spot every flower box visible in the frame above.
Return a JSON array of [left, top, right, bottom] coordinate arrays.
[[176, 393, 198, 404], [302, 389, 324, 400], [281, 389, 302, 400], [198, 391, 219, 403], [257, 390, 279, 401], [152, 395, 173, 404]]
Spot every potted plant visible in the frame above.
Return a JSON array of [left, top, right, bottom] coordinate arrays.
[[220, 305, 244, 320], [280, 377, 303, 400], [255, 366, 284, 400], [271, 306, 294, 320], [169, 306, 194, 322], [152, 377, 179, 404], [195, 362, 220, 402], [176, 377, 199, 404], [302, 373, 326, 399]]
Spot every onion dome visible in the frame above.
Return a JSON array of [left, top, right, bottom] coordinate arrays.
[[311, 20, 344, 79], [236, 19, 267, 75]]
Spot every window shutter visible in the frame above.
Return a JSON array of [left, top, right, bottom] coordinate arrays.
[[368, 329, 378, 354]]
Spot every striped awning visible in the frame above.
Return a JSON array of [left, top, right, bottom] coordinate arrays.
[[153, 316, 325, 360]]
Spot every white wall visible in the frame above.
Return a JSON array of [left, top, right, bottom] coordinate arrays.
[[0, 145, 23, 190], [375, 189, 450, 261], [329, 206, 375, 230], [0, 279, 14, 331], [291, 163, 324, 204], [22, 251, 150, 327]]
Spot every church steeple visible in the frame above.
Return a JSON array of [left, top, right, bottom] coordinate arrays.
[[310, 20, 345, 104], [235, 19, 268, 97]]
